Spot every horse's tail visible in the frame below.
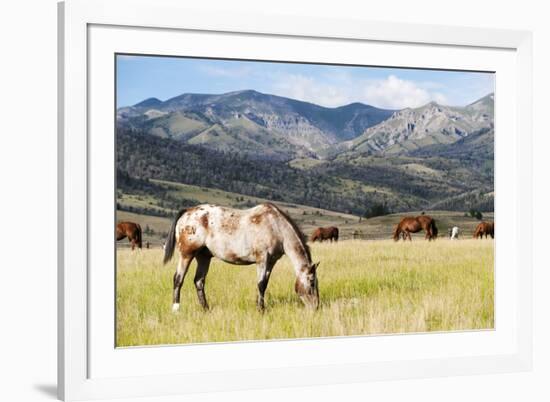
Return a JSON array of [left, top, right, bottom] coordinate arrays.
[[333, 227, 339, 241], [393, 224, 401, 241], [430, 219, 438, 239], [136, 223, 143, 248], [163, 208, 187, 265]]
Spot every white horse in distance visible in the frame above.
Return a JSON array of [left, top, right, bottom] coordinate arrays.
[[450, 226, 459, 240]]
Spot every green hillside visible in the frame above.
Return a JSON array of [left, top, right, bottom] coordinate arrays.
[[117, 179, 493, 247], [117, 129, 493, 216]]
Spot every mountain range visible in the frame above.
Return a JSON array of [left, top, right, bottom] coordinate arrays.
[[118, 89, 493, 161], [117, 90, 395, 160], [116, 90, 494, 214], [339, 93, 493, 155]]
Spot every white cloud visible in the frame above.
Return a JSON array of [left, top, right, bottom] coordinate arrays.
[[270, 73, 448, 109], [272, 74, 354, 107], [362, 75, 448, 109]]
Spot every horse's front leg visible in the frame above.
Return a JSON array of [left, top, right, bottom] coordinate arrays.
[[194, 252, 211, 311], [172, 255, 193, 312], [256, 258, 273, 312]]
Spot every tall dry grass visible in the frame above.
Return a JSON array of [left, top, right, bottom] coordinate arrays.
[[116, 239, 493, 346]]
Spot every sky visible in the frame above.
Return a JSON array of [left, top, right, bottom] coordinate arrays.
[[116, 55, 495, 110]]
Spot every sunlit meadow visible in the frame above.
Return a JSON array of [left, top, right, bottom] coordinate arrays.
[[116, 239, 493, 347]]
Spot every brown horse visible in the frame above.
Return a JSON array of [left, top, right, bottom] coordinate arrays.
[[393, 215, 438, 241], [163, 203, 319, 312], [473, 221, 494, 239], [310, 226, 339, 243], [116, 221, 142, 250]]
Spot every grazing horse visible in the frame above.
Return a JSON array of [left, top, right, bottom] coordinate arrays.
[[310, 226, 339, 243], [393, 215, 438, 241], [163, 203, 320, 312], [116, 221, 142, 250], [450, 226, 459, 240], [474, 221, 494, 239]]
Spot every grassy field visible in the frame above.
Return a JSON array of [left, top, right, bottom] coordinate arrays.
[[116, 238, 494, 347]]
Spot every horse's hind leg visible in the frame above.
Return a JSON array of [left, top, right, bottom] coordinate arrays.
[[193, 251, 211, 311], [172, 255, 193, 312]]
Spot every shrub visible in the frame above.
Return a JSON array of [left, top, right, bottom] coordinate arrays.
[[365, 203, 391, 219]]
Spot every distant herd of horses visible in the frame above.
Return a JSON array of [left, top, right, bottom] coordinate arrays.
[[116, 204, 494, 312]]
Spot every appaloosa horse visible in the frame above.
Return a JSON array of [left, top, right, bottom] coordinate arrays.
[[393, 215, 438, 241], [473, 221, 494, 239], [163, 203, 320, 312], [116, 221, 142, 250], [310, 226, 339, 243]]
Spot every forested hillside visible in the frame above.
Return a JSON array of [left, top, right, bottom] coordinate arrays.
[[117, 127, 493, 215]]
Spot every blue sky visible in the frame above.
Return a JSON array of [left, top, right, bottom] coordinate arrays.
[[116, 55, 494, 109]]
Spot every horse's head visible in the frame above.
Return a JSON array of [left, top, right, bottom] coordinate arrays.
[[392, 224, 401, 241], [295, 262, 320, 309]]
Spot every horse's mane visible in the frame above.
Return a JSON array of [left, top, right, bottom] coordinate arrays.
[[268, 203, 311, 261]]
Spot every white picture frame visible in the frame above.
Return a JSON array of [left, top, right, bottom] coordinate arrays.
[[58, 0, 533, 400]]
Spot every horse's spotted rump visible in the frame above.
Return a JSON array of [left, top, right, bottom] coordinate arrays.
[[199, 213, 209, 229], [183, 225, 196, 235], [177, 230, 201, 255]]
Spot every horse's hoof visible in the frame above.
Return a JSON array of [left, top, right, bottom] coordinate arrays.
[[172, 303, 180, 313]]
